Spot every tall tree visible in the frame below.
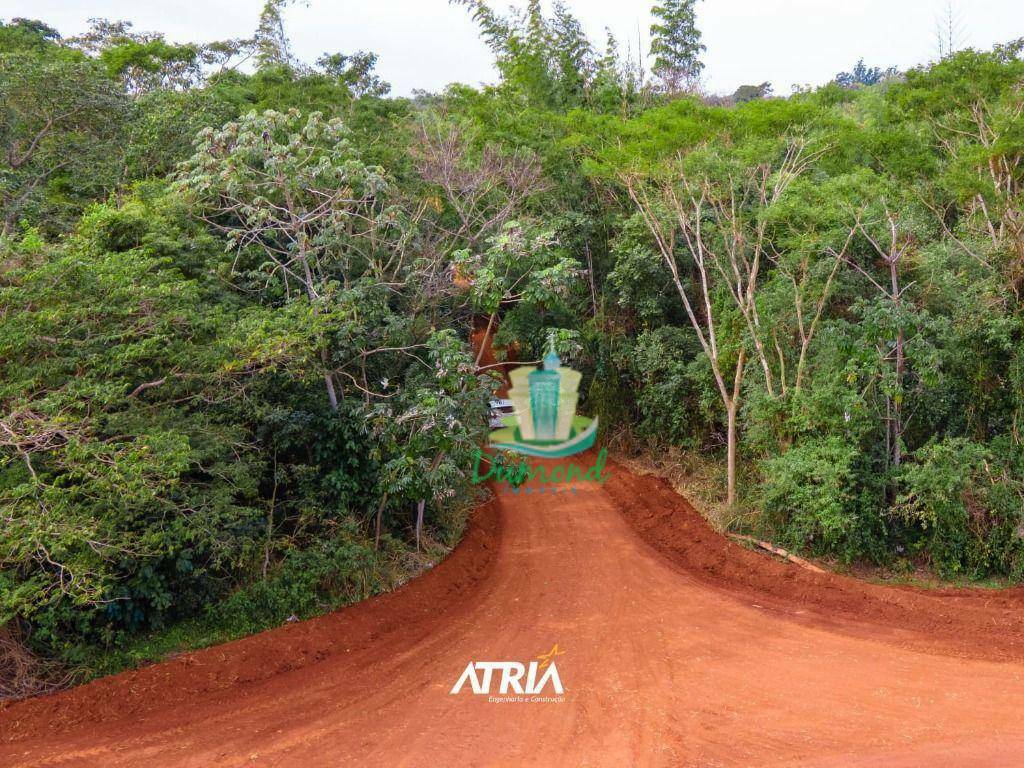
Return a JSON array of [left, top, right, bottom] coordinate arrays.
[[453, 0, 596, 109], [254, 0, 298, 70], [316, 51, 390, 98], [625, 140, 824, 506], [649, 0, 705, 94], [0, 55, 129, 232], [732, 82, 772, 102], [847, 205, 915, 470], [549, 1, 594, 107], [174, 109, 393, 411]]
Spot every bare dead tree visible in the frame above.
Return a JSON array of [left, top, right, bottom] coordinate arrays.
[[625, 140, 854, 505], [924, 86, 1024, 298], [412, 117, 549, 363], [934, 0, 966, 60], [411, 118, 548, 252]]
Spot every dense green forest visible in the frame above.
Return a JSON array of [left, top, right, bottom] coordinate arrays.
[[2, 0, 1024, 694]]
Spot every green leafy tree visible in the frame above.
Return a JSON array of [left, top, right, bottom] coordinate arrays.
[[453, 0, 597, 109], [99, 39, 201, 94], [649, 0, 705, 94], [316, 51, 390, 98], [625, 138, 842, 505], [254, 0, 300, 70], [174, 109, 393, 411], [732, 82, 772, 103], [890, 47, 1024, 299], [761, 437, 869, 556], [368, 331, 490, 549], [590, 29, 644, 114], [0, 204, 264, 652], [0, 18, 61, 53], [68, 17, 254, 95], [835, 59, 898, 88], [549, 1, 595, 107], [123, 88, 238, 180], [0, 53, 129, 232], [454, 220, 582, 367], [895, 438, 1024, 577]]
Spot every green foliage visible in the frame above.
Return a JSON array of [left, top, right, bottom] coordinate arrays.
[[99, 39, 199, 88], [0, 51, 129, 232], [732, 82, 772, 103], [649, 0, 705, 93], [316, 50, 390, 98], [6, 5, 1024, 686], [570, 40, 1024, 575], [173, 108, 392, 291], [453, 0, 640, 111], [761, 438, 882, 559], [0, 18, 63, 54], [606, 213, 676, 322], [1, 177, 490, 672], [895, 439, 1024, 578], [254, 0, 299, 70], [623, 327, 709, 447], [455, 221, 580, 314], [80, 525, 406, 677], [0, 198, 265, 653], [125, 89, 238, 179], [834, 59, 898, 88], [213, 526, 389, 634]]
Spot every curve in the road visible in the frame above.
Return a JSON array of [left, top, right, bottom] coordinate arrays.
[[4, 458, 1024, 767]]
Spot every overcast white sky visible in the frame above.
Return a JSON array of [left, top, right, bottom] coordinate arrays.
[[3, 1, 1022, 96]]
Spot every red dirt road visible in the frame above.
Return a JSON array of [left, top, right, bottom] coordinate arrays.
[[5, 460, 1024, 766]]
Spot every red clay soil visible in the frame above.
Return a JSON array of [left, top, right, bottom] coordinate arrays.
[[4, 458, 1024, 766]]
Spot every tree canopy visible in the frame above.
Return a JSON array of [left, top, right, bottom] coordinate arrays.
[[3, 3, 1024, 695]]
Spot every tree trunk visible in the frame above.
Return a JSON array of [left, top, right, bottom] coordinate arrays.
[[892, 329, 904, 468], [724, 349, 745, 509], [413, 453, 445, 550], [263, 454, 279, 579], [374, 492, 389, 550], [294, 235, 340, 413], [726, 400, 738, 508], [584, 243, 598, 318], [890, 258, 904, 468], [323, 370, 339, 412], [884, 396, 892, 470], [415, 499, 426, 551], [474, 312, 497, 368]]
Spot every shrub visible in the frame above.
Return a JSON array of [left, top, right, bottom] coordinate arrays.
[[212, 528, 393, 636], [761, 437, 879, 559], [624, 327, 709, 448], [895, 438, 1024, 578]]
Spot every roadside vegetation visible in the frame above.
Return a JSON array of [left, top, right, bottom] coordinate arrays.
[[2, 0, 1024, 694]]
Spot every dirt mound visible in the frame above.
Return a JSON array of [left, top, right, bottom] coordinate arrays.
[[0, 500, 501, 745], [604, 461, 1024, 661]]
